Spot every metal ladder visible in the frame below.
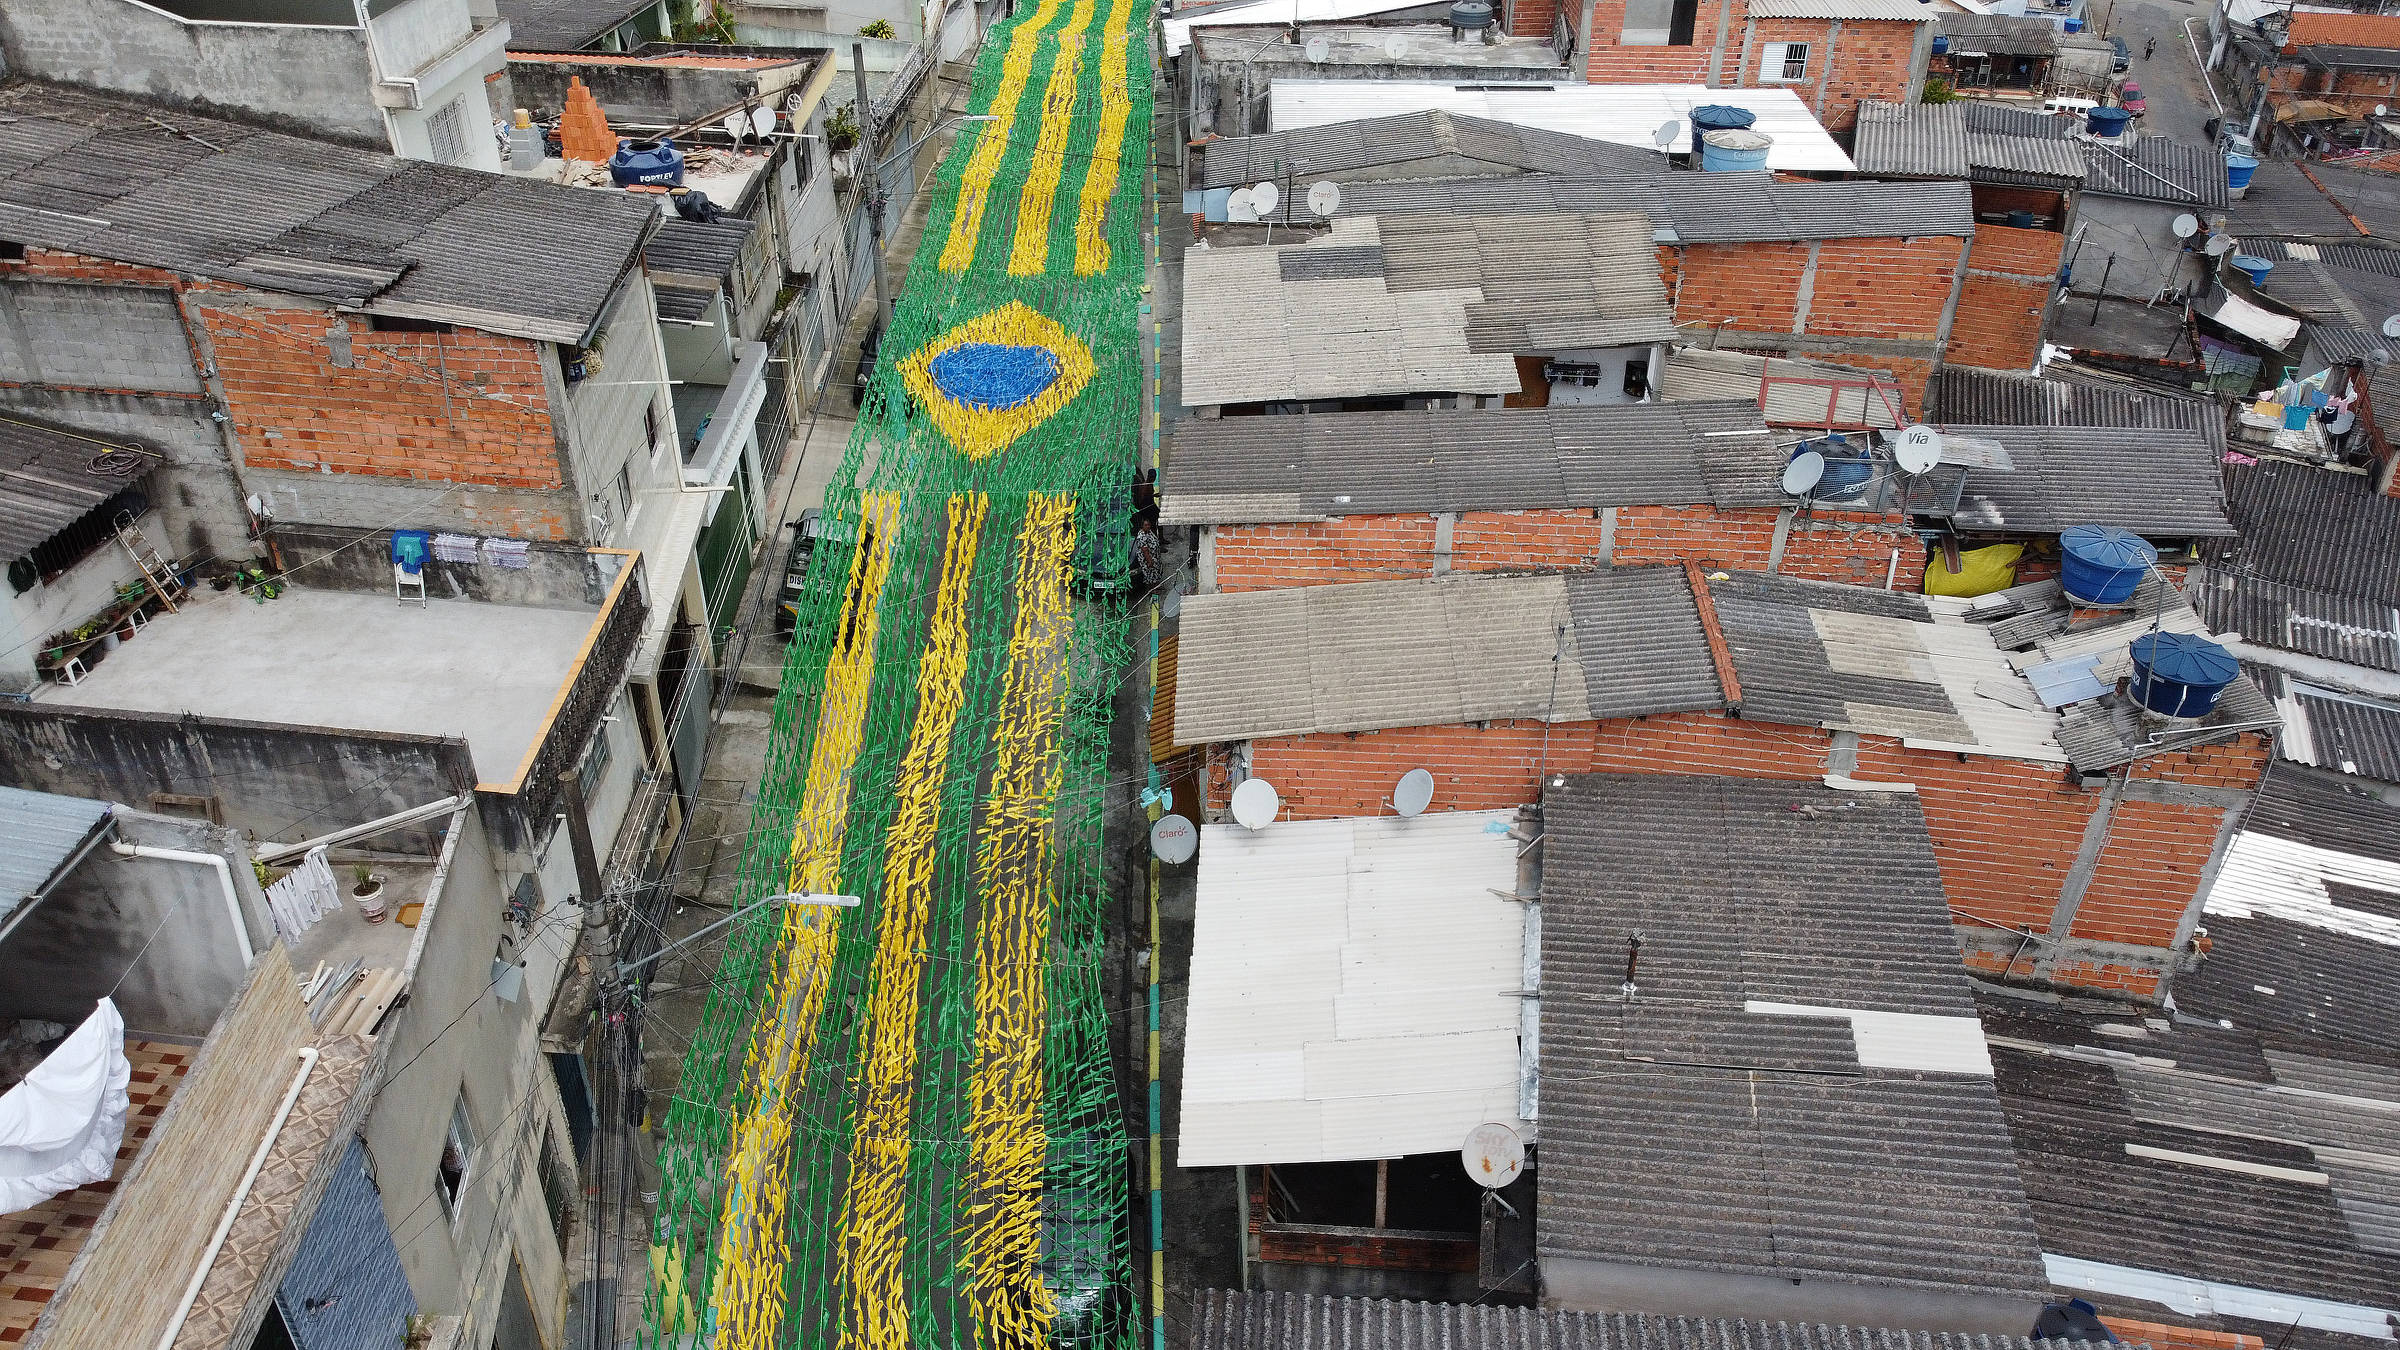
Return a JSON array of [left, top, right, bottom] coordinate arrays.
[[114, 511, 183, 614]]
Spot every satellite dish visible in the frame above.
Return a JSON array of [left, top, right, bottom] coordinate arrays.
[[1226, 187, 1258, 223], [1462, 1122, 1525, 1190], [1305, 35, 1331, 62], [2205, 234, 2235, 257], [1384, 33, 1410, 57], [751, 105, 779, 139], [1150, 813, 1199, 864], [1251, 180, 1281, 216], [1781, 448, 1826, 496], [1307, 180, 1343, 217], [2381, 314, 2400, 339], [721, 112, 749, 145], [1392, 768, 1435, 818], [1654, 119, 1682, 149], [1894, 424, 1944, 475], [2380, 103, 2391, 117], [2172, 213, 2200, 239], [1231, 778, 1281, 830]]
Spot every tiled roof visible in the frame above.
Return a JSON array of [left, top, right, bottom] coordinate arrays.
[[1158, 400, 1783, 524], [1928, 367, 2214, 430], [1185, 1292, 2082, 1350], [1266, 170, 1978, 241], [1938, 424, 2235, 537], [1181, 213, 1675, 405], [1197, 109, 1660, 189], [1538, 773, 2048, 1300], [0, 413, 158, 559], [1170, 568, 1724, 743], [0, 83, 656, 344]]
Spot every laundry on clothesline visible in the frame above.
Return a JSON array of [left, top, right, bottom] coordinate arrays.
[[481, 538, 531, 569], [432, 532, 481, 564]]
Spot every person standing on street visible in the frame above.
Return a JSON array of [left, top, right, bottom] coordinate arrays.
[[2145, 36, 2157, 59]]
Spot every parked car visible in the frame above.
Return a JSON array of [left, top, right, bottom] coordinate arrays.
[[775, 510, 832, 640], [2110, 36, 2131, 72], [2121, 82, 2147, 117]]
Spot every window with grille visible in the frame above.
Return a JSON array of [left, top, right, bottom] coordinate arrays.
[[436, 1091, 476, 1220], [1760, 42, 1810, 82], [427, 97, 470, 165]]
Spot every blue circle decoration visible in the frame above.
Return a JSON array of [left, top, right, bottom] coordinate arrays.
[[926, 342, 1062, 411]]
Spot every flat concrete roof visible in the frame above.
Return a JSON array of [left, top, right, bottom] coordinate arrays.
[[41, 588, 601, 784]]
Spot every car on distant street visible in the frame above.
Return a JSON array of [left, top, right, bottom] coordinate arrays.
[[2121, 82, 2147, 117], [2110, 36, 2131, 72]]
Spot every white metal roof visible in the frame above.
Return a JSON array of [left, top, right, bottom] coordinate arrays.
[[2204, 829, 2400, 949], [1269, 80, 1857, 172], [1179, 808, 1528, 1166]]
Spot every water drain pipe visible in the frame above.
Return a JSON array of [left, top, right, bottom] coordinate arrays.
[[111, 843, 253, 968], [154, 1046, 318, 1350]]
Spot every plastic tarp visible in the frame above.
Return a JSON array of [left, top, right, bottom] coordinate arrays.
[[2210, 289, 2305, 349], [0, 999, 130, 1214]]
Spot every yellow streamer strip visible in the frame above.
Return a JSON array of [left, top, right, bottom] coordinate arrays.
[[1006, 0, 1101, 276], [704, 493, 902, 1350], [940, 0, 1068, 273], [964, 493, 1079, 1350], [837, 494, 988, 1350], [1070, 0, 1139, 276]]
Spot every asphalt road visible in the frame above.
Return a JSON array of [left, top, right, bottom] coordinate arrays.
[[2100, 0, 2229, 147]]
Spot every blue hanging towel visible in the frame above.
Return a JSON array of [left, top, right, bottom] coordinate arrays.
[[391, 529, 431, 575]]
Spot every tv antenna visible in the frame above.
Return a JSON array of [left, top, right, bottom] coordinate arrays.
[[1307, 180, 1343, 217], [2171, 213, 2199, 239], [1231, 778, 1281, 830], [1462, 1122, 1525, 1189], [1149, 813, 1199, 864], [1391, 768, 1435, 818], [721, 111, 749, 144], [1893, 424, 1944, 475]]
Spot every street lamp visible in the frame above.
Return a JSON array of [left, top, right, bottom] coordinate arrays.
[[613, 889, 861, 983]]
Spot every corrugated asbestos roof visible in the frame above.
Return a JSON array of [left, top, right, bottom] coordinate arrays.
[[2250, 666, 2400, 781], [0, 785, 111, 926], [2222, 161, 2363, 239], [1198, 109, 1660, 189], [1181, 213, 1676, 406], [1939, 424, 2235, 537], [1854, 101, 1970, 178], [0, 414, 156, 559], [1159, 400, 1783, 523], [1538, 773, 2049, 1299], [643, 216, 755, 282], [0, 83, 656, 344], [1179, 810, 1525, 1165], [1269, 81, 1856, 173], [1936, 14, 2059, 55], [1271, 171, 1976, 241], [2078, 135, 2231, 208], [2193, 569, 2400, 673], [1172, 568, 1723, 743], [1929, 367, 2213, 430], [1184, 1292, 2089, 1350], [496, 0, 655, 50], [1745, 0, 1931, 17], [2207, 458, 2400, 608]]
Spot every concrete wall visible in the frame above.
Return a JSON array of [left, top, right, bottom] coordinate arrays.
[[371, 0, 475, 75], [508, 47, 822, 126], [272, 523, 619, 607], [0, 534, 146, 693], [0, 809, 271, 1038], [1541, 1253, 2045, 1334], [0, 0, 385, 146], [565, 273, 680, 546], [0, 703, 475, 852]]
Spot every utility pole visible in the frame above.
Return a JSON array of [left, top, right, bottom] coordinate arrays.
[[854, 43, 892, 335]]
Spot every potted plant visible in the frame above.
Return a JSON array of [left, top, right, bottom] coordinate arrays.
[[859, 17, 895, 37], [827, 102, 861, 156], [401, 1314, 435, 1350], [353, 863, 388, 923]]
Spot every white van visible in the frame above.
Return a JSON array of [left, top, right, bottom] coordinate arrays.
[[2042, 95, 2099, 116]]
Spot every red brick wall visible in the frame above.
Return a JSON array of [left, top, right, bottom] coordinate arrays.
[[1450, 509, 1613, 570], [1612, 504, 1780, 568], [1507, 0, 1560, 38], [1806, 237, 1962, 342], [1809, 18, 1921, 132], [1780, 516, 1925, 588], [1213, 516, 1440, 591], [1580, 0, 1732, 81], [9, 248, 187, 289], [1673, 241, 1811, 331], [203, 307, 563, 490], [1948, 224, 2062, 373], [1667, 238, 1955, 411]]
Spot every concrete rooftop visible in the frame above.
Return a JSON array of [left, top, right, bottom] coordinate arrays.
[[42, 588, 600, 783]]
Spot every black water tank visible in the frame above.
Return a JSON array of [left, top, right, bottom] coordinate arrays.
[[1450, 0, 1494, 29]]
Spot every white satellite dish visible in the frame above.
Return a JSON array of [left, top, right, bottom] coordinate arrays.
[[1392, 768, 1435, 818], [721, 112, 748, 143], [1894, 424, 1944, 475], [2381, 313, 2400, 339], [1462, 1122, 1525, 1190], [1307, 180, 1343, 217], [1150, 813, 1199, 864], [2205, 234, 2235, 257], [1231, 778, 1281, 830], [1226, 187, 1258, 223], [750, 105, 779, 139], [1384, 33, 1410, 58], [1781, 448, 1826, 496], [2380, 103, 2391, 117], [1654, 119, 1682, 149], [1251, 180, 1281, 216], [2171, 213, 2200, 239], [1305, 35, 1331, 62]]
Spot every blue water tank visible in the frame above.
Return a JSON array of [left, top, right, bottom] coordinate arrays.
[[1700, 128, 1773, 172], [610, 137, 686, 187], [2086, 106, 2133, 138], [2059, 525, 2157, 606], [1690, 105, 1757, 133], [1931, 33, 1949, 54], [2226, 152, 2260, 190], [2229, 253, 2275, 285], [1811, 434, 1875, 502], [2129, 632, 2240, 718]]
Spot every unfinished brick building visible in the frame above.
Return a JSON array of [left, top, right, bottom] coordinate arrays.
[[1168, 566, 2276, 998]]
